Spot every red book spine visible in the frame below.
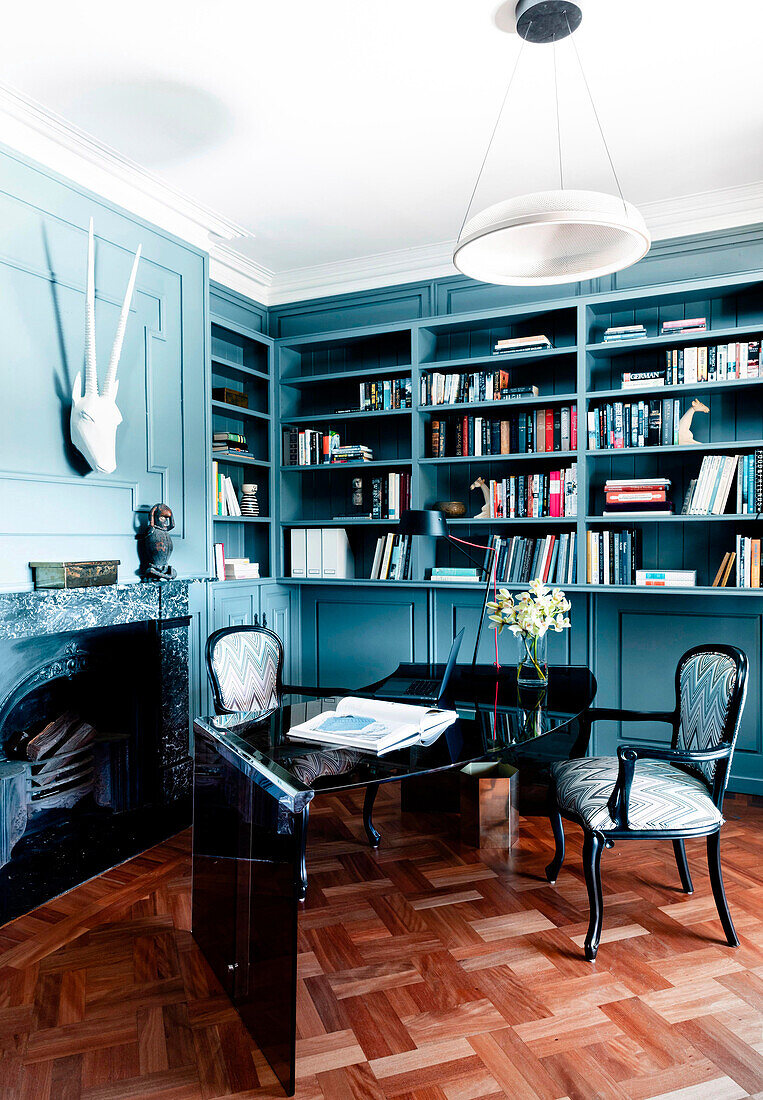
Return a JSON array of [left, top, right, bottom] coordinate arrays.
[[571, 406, 578, 449]]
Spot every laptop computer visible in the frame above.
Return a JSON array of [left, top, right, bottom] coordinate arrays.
[[373, 629, 464, 704]]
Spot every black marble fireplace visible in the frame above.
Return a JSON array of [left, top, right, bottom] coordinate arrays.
[[0, 581, 192, 924]]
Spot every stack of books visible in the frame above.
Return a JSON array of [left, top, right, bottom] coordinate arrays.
[[359, 378, 412, 411], [483, 464, 577, 519], [587, 529, 640, 585], [420, 369, 538, 406], [485, 532, 577, 586], [588, 398, 681, 449], [737, 449, 763, 513], [332, 444, 373, 463], [213, 432, 253, 459], [224, 558, 260, 581], [603, 324, 647, 342], [370, 533, 412, 580], [429, 406, 576, 457], [661, 317, 707, 336], [603, 478, 672, 516], [430, 567, 481, 583], [636, 569, 696, 588], [212, 463, 242, 516], [493, 335, 552, 355], [682, 455, 738, 515], [735, 538, 761, 587]]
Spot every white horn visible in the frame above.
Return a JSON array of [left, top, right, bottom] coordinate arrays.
[[84, 218, 97, 396], [102, 244, 141, 399]]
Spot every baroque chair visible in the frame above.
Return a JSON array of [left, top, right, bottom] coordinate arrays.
[[545, 644, 748, 961], [205, 625, 382, 895]]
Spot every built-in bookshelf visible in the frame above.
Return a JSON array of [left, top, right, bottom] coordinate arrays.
[[274, 276, 763, 594], [210, 317, 274, 580]]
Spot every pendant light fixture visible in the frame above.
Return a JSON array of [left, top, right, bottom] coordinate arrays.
[[453, 0, 650, 286]]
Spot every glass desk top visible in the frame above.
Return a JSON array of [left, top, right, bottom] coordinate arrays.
[[193, 664, 597, 813]]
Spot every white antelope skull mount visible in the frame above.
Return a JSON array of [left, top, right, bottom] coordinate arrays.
[[70, 219, 141, 474]]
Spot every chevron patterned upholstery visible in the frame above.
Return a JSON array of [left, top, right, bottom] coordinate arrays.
[[551, 757, 724, 832], [210, 631, 281, 712], [677, 649, 739, 788]]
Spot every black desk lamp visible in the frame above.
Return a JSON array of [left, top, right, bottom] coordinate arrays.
[[398, 509, 497, 666]]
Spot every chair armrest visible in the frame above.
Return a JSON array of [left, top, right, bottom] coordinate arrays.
[[606, 742, 732, 826]]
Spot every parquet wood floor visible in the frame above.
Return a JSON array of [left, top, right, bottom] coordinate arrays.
[[0, 789, 761, 1099]]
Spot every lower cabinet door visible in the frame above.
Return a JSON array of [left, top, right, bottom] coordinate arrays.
[[212, 583, 262, 631]]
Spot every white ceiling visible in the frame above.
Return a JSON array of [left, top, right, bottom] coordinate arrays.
[[1, 0, 763, 299]]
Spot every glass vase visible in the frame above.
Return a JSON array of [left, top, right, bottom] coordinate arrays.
[[517, 632, 548, 688]]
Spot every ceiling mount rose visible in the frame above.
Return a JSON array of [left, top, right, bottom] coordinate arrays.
[[514, 0, 582, 44], [455, 1, 650, 286]]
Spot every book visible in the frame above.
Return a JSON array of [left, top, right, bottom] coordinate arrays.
[[636, 570, 696, 587], [286, 697, 458, 755], [213, 542, 226, 582]]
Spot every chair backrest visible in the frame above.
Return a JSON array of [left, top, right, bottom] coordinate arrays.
[[673, 644, 748, 799], [206, 625, 284, 715]]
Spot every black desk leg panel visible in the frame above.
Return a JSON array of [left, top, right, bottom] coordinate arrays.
[[192, 733, 301, 1095]]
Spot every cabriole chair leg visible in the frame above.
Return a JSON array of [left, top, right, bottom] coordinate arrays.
[[363, 785, 381, 848], [707, 830, 738, 947], [545, 796, 565, 884], [582, 830, 605, 961], [672, 838, 694, 894]]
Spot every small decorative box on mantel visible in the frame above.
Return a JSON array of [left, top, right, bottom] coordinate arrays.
[[29, 560, 120, 589]]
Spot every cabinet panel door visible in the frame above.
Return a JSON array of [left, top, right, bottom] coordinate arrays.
[[261, 585, 293, 683], [212, 585, 261, 631]]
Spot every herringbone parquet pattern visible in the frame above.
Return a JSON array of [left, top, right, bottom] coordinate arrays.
[[0, 789, 761, 1099]]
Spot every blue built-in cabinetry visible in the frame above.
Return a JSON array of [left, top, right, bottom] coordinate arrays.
[[270, 228, 763, 794]]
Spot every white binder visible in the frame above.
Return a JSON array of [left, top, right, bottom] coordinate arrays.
[[320, 528, 354, 579], [306, 529, 323, 579], [290, 528, 307, 577]]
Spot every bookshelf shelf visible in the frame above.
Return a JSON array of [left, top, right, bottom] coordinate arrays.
[[212, 400, 270, 422], [281, 459, 412, 472], [280, 363, 412, 387], [588, 377, 763, 401], [447, 517, 577, 526], [212, 355, 270, 382], [586, 322, 763, 358], [213, 453, 271, 468], [281, 518, 399, 527], [275, 576, 760, 595], [284, 408, 411, 425], [420, 347, 575, 371], [586, 514, 762, 523], [418, 393, 577, 414], [587, 440, 763, 458], [213, 515, 271, 524], [421, 450, 577, 466]]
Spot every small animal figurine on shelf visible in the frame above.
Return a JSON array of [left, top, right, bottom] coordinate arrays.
[[470, 476, 491, 519], [240, 483, 260, 516], [138, 503, 176, 581], [678, 398, 710, 445]]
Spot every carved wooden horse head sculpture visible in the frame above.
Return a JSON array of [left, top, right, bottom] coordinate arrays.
[[70, 219, 141, 474]]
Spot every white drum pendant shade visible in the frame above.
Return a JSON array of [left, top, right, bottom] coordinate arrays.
[[453, 189, 651, 286]]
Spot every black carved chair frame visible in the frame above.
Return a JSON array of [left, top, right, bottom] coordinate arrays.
[[546, 644, 748, 961], [205, 625, 383, 901]]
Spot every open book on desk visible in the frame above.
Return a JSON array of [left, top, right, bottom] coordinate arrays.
[[287, 697, 458, 755]]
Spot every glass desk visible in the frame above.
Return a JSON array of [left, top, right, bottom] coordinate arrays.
[[192, 664, 596, 1095]]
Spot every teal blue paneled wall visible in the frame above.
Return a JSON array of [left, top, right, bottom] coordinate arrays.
[[0, 143, 209, 590], [270, 225, 763, 795]]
